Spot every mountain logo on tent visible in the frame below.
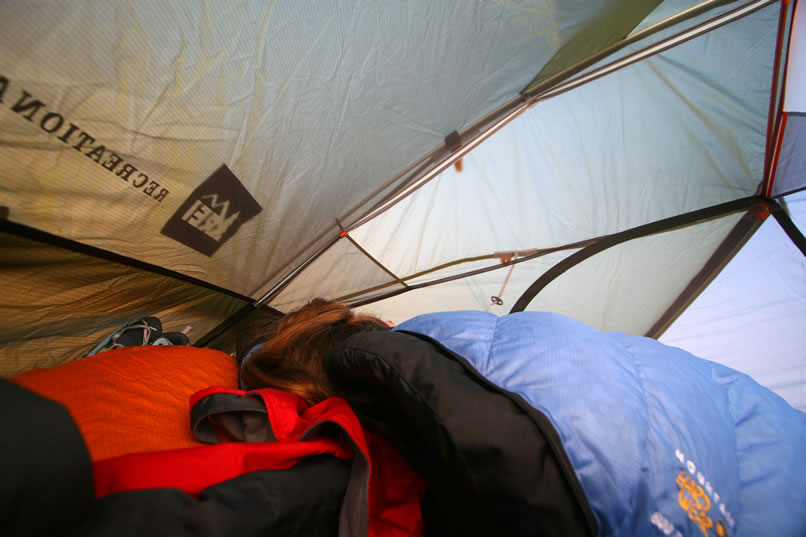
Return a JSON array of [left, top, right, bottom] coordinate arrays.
[[182, 194, 240, 242], [161, 164, 262, 257]]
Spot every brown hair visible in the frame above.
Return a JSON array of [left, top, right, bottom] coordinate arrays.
[[240, 299, 390, 404]]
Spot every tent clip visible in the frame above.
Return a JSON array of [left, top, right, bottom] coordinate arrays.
[[486, 256, 518, 311], [444, 130, 464, 172]]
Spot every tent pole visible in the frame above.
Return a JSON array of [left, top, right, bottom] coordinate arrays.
[[762, 0, 797, 195], [350, 0, 776, 232], [196, 237, 339, 348], [249, 0, 778, 308], [347, 198, 764, 310], [341, 243, 591, 306], [508, 196, 764, 314], [647, 196, 806, 338], [769, 198, 806, 256], [644, 207, 765, 338], [524, 0, 751, 97]]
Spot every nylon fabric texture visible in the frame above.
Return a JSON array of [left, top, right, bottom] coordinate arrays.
[[10, 346, 239, 461], [396, 310, 806, 537]]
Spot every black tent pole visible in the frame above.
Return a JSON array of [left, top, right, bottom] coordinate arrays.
[[509, 196, 764, 314]]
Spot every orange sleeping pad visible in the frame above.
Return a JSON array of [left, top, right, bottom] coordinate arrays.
[[11, 346, 239, 462]]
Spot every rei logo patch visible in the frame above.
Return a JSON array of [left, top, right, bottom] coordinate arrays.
[[161, 164, 262, 256]]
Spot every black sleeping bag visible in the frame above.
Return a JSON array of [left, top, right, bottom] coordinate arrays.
[[325, 330, 596, 537]]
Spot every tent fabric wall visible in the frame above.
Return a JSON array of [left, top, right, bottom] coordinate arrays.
[[784, 0, 806, 113], [772, 113, 806, 196], [661, 190, 806, 411], [0, 0, 660, 301], [300, 3, 778, 326], [772, 0, 806, 196], [1, 0, 804, 413], [0, 223, 252, 376], [660, 1, 805, 411]]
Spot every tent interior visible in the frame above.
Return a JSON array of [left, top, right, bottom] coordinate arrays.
[[1, 0, 804, 412]]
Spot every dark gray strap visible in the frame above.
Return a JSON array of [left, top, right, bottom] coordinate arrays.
[[191, 392, 276, 443], [302, 421, 370, 537]]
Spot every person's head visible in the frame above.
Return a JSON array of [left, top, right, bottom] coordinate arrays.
[[239, 299, 390, 404]]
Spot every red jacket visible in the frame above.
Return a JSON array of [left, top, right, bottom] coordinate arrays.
[[94, 386, 426, 537]]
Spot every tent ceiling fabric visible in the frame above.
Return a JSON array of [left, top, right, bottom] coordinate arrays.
[[0, 0, 659, 300], [525, 0, 766, 97], [1, 1, 804, 407], [293, 4, 779, 329]]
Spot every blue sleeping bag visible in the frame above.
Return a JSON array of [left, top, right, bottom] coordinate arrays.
[[396, 311, 806, 537]]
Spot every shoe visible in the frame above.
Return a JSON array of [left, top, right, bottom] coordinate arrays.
[[81, 317, 163, 357], [152, 331, 190, 346]]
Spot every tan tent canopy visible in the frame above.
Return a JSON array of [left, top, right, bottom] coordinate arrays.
[[1, 0, 804, 409]]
